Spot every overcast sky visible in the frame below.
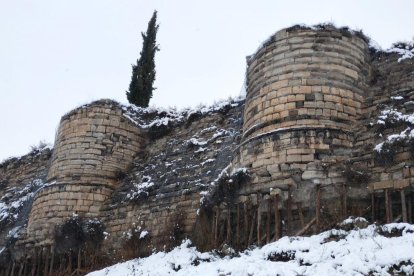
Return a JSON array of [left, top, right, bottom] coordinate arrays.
[[0, 0, 413, 161]]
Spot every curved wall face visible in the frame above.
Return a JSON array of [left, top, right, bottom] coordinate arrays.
[[27, 100, 146, 245], [47, 100, 144, 186], [244, 27, 369, 139], [236, 27, 370, 197]]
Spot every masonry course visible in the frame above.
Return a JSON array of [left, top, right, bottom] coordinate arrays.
[[0, 24, 414, 274]]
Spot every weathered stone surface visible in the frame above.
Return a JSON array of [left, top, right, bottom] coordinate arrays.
[[1, 25, 414, 267]]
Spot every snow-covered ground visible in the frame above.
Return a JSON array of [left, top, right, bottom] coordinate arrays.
[[87, 218, 414, 276]]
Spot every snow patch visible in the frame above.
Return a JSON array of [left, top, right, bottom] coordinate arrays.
[[0, 179, 46, 224], [88, 221, 414, 276], [387, 41, 414, 62], [126, 176, 155, 200], [121, 96, 244, 129], [139, 230, 149, 239], [188, 138, 207, 146]]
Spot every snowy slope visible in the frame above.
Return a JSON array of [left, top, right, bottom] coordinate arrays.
[[87, 218, 414, 276]]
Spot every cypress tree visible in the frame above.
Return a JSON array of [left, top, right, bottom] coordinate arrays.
[[126, 10, 159, 107]]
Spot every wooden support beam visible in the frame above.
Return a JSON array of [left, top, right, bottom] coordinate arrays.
[[401, 189, 408, 222], [211, 207, 216, 241], [23, 257, 28, 276], [295, 217, 317, 236], [226, 207, 231, 243], [342, 184, 347, 218], [316, 185, 321, 232], [236, 204, 240, 249], [385, 189, 391, 223], [44, 248, 49, 276], [408, 194, 412, 224], [266, 198, 271, 244], [287, 185, 293, 235], [243, 203, 249, 247], [35, 248, 42, 276], [389, 190, 394, 222], [49, 248, 54, 276], [248, 207, 256, 246], [67, 252, 72, 275], [371, 193, 376, 223], [257, 194, 262, 246], [274, 195, 280, 240], [30, 249, 37, 276], [10, 261, 15, 276], [77, 249, 82, 274], [58, 256, 64, 275], [214, 207, 220, 247], [18, 261, 24, 276], [297, 202, 305, 229], [5, 261, 11, 276]]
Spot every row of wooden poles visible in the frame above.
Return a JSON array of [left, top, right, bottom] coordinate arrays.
[[0, 247, 92, 276], [212, 184, 414, 250], [211, 184, 346, 249], [2, 186, 412, 275], [372, 187, 413, 224]]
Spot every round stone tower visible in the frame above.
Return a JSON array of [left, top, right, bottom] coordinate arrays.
[[236, 25, 370, 199], [27, 100, 146, 245]]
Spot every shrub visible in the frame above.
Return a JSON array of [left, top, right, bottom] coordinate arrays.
[[201, 168, 250, 210], [374, 142, 396, 166], [121, 223, 151, 259], [54, 217, 105, 254]]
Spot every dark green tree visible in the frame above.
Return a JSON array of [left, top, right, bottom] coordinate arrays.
[[126, 10, 159, 107]]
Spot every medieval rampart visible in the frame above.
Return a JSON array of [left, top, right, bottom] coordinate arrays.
[[235, 26, 370, 201], [26, 100, 146, 245], [1, 24, 414, 275]]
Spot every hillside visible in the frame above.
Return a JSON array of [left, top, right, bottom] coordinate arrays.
[[87, 218, 414, 276], [0, 24, 414, 275]]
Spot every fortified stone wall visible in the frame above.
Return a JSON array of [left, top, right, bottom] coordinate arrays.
[[26, 100, 146, 246], [0, 148, 51, 249], [234, 26, 370, 205], [350, 50, 414, 222], [1, 23, 414, 275], [0, 148, 51, 195], [100, 103, 243, 254], [47, 100, 145, 186]]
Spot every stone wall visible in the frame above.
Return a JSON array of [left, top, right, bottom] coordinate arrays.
[[0, 148, 51, 195], [100, 102, 243, 253], [1, 23, 414, 275], [47, 100, 145, 187], [234, 26, 371, 204], [350, 50, 414, 214], [0, 148, 51, 249], [26, 100, 146, 245]]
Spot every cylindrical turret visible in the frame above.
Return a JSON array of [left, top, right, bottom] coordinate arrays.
[[244, 26, 369, 139], [236, 25, 370, 195], [27, 100, 145, 245]]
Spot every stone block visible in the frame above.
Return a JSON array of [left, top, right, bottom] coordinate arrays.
[[393, 179, 409, 189], [287, 154, 302, 163], [302, 170, 325, 180]]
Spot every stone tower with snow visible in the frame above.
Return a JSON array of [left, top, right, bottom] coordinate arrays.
[[1, 24, 414, 274]]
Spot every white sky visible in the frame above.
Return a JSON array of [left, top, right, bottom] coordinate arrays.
[[0, 0, 413, 161]]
